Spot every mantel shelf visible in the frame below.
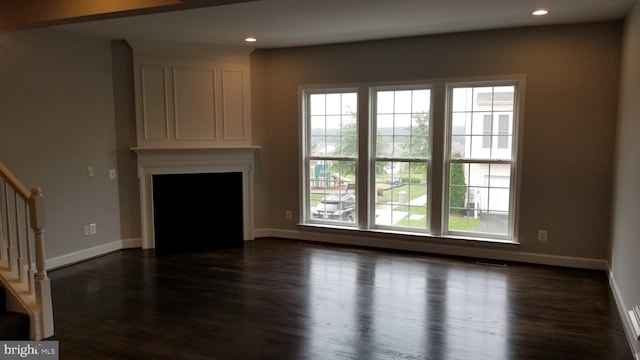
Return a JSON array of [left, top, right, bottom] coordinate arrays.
[[131, 146, 260, 158]]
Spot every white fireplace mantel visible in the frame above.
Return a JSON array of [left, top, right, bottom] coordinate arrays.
[[132, 146, 259, 249]]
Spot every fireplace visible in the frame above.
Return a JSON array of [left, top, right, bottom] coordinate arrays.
[[133, 147, 258, 251]]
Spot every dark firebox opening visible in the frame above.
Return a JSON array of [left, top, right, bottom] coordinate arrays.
[[152, 172, 244, 254]]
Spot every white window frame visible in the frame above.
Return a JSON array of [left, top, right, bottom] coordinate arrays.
[[370, 84, 433, 233], [443, 79, 522, 242], [301, 87, 359, 226], [300, 76, 523, 244]]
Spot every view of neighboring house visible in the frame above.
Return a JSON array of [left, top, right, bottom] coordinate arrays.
[[451, 86, 515, 231]]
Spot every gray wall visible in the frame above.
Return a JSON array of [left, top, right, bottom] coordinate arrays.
[[256, 21, 622, 262], [611, 0, 640, 355], [111, 40, 140, 241], [250, 49, 270, 230], [0, 29, 121, 259]]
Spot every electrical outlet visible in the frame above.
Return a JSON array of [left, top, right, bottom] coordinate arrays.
[[285, 210, 292, 220], [537, 230, 548, 242], [87, 166, 94, 177], [89, 223, 97, 235], [83, 225, 90, 236]]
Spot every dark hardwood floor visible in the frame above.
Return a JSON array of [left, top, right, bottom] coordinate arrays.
[[48, 238, 632, 359]]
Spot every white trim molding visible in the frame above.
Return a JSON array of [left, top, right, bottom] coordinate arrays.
[[45, 238, 141, 270], [46, 240, 123, 270], [610, 271, 640, 358], [133, 147, 259, 249]]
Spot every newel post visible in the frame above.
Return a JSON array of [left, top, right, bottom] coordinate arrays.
[[28, 187, 54, 339], [28, 187, 47, 281]]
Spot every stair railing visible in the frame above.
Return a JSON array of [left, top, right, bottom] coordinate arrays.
[[0, 161, 54, 340]]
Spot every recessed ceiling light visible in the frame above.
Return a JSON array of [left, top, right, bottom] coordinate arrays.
[[244, 37, 257, 43], [532, 9, 549, 16]]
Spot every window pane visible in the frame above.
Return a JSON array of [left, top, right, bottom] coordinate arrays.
[[310, 94, 326, 115], [451, 112, 468, 135], [482, 114, 492, 148], [496, 136, 510, 152], [449, 209, 478, 231], [374, 160, 427, 230], [309, 159, 356, 224], [377, 135, 392, 157], [394, 90, 412, 113], [310, 135, 327, 156], [472, 112, 491, 135], [409, 112, 430, 158], [449, 162, 468, 214], [336, 115, 357, 157], [451, 86, 516, 161], [377, 114, 394, 130], [326, 115, 341, 129], [308, 92, 358, 157], [468, 163, 486, 187], [452, 87, 472, 112], [326, 93, 342, 114], [376, 88, 431, 160], [475, 211, 509, 235], [394, 135, 408, 157], [342, 92, 358, 114], [495, 113, 511, 154], [447, 161, 511, 236], [488, 188, 510, 212], [306, 91, 358, 226], [412, 90, 431, 113], [494, 86, 515, 111], [377, 91, 394, 114], [472, 87, 494, 111], [408, 135, 430, 158]]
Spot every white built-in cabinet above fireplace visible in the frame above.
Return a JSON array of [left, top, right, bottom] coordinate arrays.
[[128, 40, 253, 148]]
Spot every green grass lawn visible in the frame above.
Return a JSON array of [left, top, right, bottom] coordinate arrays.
[[449, 215, 480, 231]]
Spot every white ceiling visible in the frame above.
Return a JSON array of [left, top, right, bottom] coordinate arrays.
[[54, 0, 636, 49]]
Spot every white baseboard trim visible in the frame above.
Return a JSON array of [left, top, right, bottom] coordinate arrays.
[[46, 238, 142, 270], [255, 227, 608, 270], [122, 238, 143, 249], [253, 229, 272, 239], [609, 271, 640, 358]]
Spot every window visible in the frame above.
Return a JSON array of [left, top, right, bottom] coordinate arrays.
[[301, 78, 521, 243], [304, 90, 358, 225], [373, 86, 431, 232], [446, 83, 518, 239]]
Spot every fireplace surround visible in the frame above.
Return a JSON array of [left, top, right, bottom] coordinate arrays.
[[133, 147, 258, 250]]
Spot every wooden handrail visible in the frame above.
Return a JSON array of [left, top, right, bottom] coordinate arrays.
[[0, 161, 54, 339], [0, 161, 30, 200]]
